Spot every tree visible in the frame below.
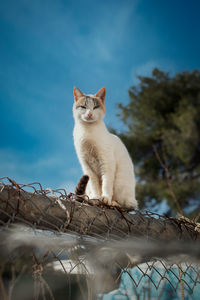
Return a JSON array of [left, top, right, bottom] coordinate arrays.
[[116, 69, 200, 215]]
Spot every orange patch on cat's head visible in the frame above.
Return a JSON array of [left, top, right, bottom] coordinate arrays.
[[96, 87, 106, 102], [95, 87, 106, 112], [74, 87, 84, 102], [93, 96, 106, 113], [75, 97, 86, 108]]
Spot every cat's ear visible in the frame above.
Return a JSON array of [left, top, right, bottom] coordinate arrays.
[[74, 87, 84, 102], [96, 87, 106, 103]]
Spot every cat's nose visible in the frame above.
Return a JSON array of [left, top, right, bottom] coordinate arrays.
[[88, 112, 93, 118]]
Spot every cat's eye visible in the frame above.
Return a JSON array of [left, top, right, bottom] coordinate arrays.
[[79, 106, 86, 109], [94, 106, 100, 109]]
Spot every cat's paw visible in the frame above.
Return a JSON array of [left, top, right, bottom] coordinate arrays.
[[111, 200, 120, 207], [100, 196, 112, 206], [125, 200, 138, 210]]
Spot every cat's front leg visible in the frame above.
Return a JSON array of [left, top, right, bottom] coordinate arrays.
[[87, 175, 101, 199], [101, 165, 115, 206], [82, 166, 101, 199]]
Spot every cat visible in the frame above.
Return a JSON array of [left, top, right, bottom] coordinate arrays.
[[73, 87, 138, 209]]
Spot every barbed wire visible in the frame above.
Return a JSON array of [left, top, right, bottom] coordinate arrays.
[[0, 177, 200, 299]]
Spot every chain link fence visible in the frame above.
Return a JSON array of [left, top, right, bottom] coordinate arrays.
[[0, 177, 200, 299]]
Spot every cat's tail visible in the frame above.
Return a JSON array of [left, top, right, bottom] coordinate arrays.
[[75, 175, 89, 196]]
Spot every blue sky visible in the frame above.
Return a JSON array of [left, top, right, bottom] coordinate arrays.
[[0, 0, 200, 192]]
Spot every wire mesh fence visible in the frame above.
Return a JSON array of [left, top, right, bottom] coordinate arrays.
[[0, 177, 200, 299]]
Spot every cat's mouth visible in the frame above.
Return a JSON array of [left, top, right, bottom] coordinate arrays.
[[83, 116, 95, 122], [85, 118, 95, 123]]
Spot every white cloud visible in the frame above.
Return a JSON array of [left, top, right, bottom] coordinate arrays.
[[72, 2, 137, 63], [0, 0, 137, 65]]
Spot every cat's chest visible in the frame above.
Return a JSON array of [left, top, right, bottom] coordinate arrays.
[[79, 139, 104, 175]]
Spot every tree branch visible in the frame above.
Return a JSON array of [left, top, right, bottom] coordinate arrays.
[[0, 184, 199, 242], [152, 144, 183, 214]]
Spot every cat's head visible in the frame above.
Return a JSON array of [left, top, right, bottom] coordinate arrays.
[[73, 87, 106, 124]]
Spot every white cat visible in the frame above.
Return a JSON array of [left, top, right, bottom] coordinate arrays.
[[73, 87, 137, 209]]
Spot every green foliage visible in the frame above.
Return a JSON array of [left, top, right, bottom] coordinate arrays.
[[116, 68, 200, 214]]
